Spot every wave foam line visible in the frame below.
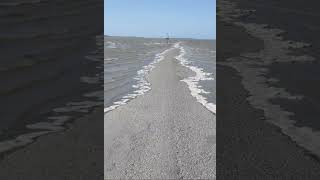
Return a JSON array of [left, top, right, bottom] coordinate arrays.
[[174, 43, 216, 114], [104, 45, 175, 113]]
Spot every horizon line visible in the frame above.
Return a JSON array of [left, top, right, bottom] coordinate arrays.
[[104, 34, 216, 41]]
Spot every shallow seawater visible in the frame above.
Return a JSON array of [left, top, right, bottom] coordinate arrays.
[[104, 36, 169, 109], [182, 40, 216, 105]]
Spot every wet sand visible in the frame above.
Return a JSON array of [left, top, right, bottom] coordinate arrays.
[[217, 64, 320, 179], [0, 108, 104, 179], [217, 0, 320, 178], [105, 47, 216, 179]]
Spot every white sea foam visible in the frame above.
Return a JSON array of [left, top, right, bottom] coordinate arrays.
[[104, 57, 118, 61], [104, 46, 174, 113], [0, 131, 52, 153], [105, 41, 117, 49], [174, 43, 216, 114], [81, 76, 100, 84], [144, 42, 165, 46]]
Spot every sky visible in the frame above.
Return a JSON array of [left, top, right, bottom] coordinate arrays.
[[104, 0, 216, 39]]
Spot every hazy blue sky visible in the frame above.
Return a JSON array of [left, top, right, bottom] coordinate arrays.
[[104, 0, 216, 39]]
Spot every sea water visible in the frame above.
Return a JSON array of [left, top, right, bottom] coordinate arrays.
[[104, 36, 169, 112], [104, 36, 216, 114]]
